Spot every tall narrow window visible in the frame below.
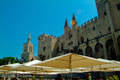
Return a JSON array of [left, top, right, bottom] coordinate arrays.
[[61, 43, 64, 51], [108, 27, 111, 32], [117, 3, 120, 10], [43, 47, 46, 51], [69, 35, 72, 39], [81, 36, 84, 43], [104, 12, 107, 16], [93, 27, 95, 31], [57, 47, 59, 53]]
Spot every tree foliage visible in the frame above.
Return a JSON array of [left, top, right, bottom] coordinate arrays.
[[0, 57, 20, 66]]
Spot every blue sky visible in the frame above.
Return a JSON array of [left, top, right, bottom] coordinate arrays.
[[0, 0, 97, 59]]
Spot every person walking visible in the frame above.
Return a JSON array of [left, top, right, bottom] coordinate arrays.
[[88, 73, 92, 80]]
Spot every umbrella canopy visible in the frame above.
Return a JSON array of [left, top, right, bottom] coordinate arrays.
[[0, 63, 21, 71], [7, 71, 32, 74], [12, 60, 62, 73], [24, 60, 42, 66], [34, 53, 110, 69], [0, 70, 7, 74], [12, 60, 42, 71], [12, 65, 65, 74], [0, 63, 22, 74], [87, 59, 120, 72], [106, 68, 120, 71], [72, 59, 120, 72], [96, 59, 120, 68]]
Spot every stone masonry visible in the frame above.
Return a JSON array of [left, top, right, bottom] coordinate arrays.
[[37, 0, 120, 61]]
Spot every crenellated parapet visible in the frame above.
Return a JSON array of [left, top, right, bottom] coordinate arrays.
[[38, 34, 57, 41], [80, 17, 98, 28], [58, 35, 64, 40]]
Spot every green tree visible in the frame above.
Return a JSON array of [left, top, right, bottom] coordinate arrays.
[[0, 57, 20, 66]]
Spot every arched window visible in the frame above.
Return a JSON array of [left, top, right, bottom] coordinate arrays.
[[56, 47, 59, 53], [43, 47, 46, 51], [85, 46, 92, 57], [117, 35, 120, 49], [95, 43, 104, 58], [81, 36, 84, 43], [106, 39, 117, 60]]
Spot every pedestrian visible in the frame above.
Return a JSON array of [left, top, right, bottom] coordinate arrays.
[[88, 73, 92, 80], [55, 74, 62, 80]]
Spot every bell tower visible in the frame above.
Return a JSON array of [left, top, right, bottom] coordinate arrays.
[[21, 33, 34, 62]]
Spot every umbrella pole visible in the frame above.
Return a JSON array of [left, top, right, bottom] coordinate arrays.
[[70, 69, 72, 80], [3, 71, 5, 80], [62, 69, 63, 78], [2, 71, 5, 80], [69, 55, 72, 80], [90, 66, 93, 71], [4, 73, 6, 80], [16, 70, 18, 79], [99, 64, 103, 80], [35, 67, 37, 74]]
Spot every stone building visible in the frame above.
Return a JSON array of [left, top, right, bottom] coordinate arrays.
[[21, 34, 34, 62], [38, 34, 57, 60], [38, 0, 120, 61]]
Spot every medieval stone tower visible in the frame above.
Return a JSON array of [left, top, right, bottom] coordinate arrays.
[[38, 0, 120, 61], [38, 34, 57, 61], [21, 34, 34, 62]]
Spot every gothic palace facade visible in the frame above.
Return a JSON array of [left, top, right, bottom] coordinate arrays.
[[21, 0, 120, 62]]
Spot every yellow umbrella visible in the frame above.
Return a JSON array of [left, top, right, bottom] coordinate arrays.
[[11, 60, 63, 73], [88, 59, 120, 72], [34, 53, 110, 80], [0, 63, 21, 71], [0, 63, 21, 80], [34, 53, 109, 69], [72, 59, 120, 72]]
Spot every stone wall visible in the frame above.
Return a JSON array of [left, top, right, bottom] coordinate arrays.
[[37, 0, 120, 61]]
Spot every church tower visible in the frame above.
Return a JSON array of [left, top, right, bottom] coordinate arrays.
[[21, 34, 34, 62], [71, 14, 78, 47]]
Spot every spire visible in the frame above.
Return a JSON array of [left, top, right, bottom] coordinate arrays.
[[71, 13, 77, 26], [29, 33, 31, 39], [64, 18, 69, 27], [72, 13, 76, 21], [28, 33, 31, 42]]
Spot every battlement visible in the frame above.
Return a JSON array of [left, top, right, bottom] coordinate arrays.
[[58, 35, 64, 39], [38, 34, 57, 40], [80, 17, 98, 28]]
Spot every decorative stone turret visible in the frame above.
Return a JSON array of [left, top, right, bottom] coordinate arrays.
[[64, 18, 69, 27], [71, 14, 77, 26]]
